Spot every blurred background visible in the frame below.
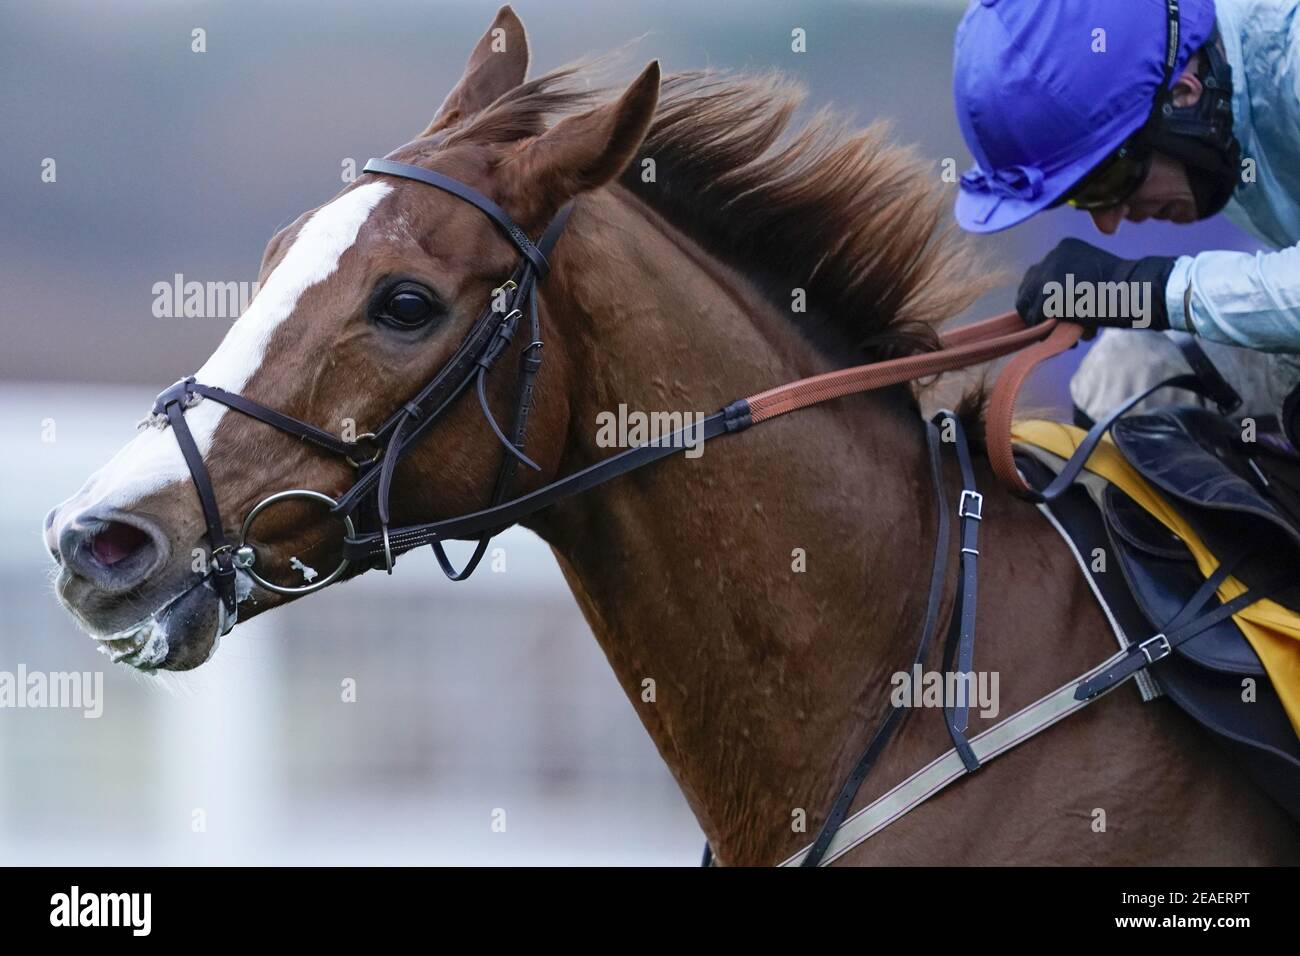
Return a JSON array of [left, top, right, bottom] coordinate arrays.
[[0, 0, 1263, 865]]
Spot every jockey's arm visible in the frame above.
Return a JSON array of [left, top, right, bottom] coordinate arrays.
[[1167, 242, 1300, 354]]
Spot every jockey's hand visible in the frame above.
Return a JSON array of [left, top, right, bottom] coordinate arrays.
[[1016, 238, 1176, 332]]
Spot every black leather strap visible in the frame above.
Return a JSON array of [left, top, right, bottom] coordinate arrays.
[[364, 158, 551, 275], [1168, 331, 1242, 414], [336, 355, 486, 517], [431, 535, 494, 580], [344, 402, 753, 562], [153, 379, 237, 613], [432, 260, 559, 581], [797, 410, 972, 867], [941, 414, 982, 771], [335, 274, 532, 525], [1075, 547, 1289, 699], [189, 383, 365, 458], [1026, 373, 1209, 504], [344, 189, 569, 579]]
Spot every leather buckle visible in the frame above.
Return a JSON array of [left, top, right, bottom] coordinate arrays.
[[490, 279, 518, 311], [479, 309, 523, 369], [153, 376, 197, 415], [209, 544, 235, 572], [345, 432, 383, 468], [522, 340, 544, 373], [958, 490, 983, 521], [1138, 633, 1172, 664]]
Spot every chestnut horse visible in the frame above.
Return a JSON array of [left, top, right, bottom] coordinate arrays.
[[46, 7, 1298, 865]]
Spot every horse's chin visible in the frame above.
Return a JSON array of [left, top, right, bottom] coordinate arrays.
[[82, 577, 227, 672]]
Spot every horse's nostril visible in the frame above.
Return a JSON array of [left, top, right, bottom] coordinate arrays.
[[58, 513, 168, 592], [89, 522, 151, 567]]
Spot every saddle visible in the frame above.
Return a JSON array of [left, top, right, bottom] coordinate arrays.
[[1109, 406, 1300, 617], [1013, 409, 1300, 820]]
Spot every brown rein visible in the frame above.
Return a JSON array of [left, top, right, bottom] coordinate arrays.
[[743, 312, 1084, 494]]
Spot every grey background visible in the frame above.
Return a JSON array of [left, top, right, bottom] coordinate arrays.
[[0, 0, 1262, 864]]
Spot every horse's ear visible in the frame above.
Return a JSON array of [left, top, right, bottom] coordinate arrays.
[[503, 61, 660, 223], [422, 5, 529, 136]]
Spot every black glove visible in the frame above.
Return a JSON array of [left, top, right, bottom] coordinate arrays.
[[1016, 238, 1176, 332]]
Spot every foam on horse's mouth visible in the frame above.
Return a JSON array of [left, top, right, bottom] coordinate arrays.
[[97, 617, 170, 669], [89, 568, 255, 670], [92, 578, 199, 669], [93, 574, 220, 668]]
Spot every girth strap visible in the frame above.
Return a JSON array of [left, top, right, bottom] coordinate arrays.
[[780, 647, 1133, 867]]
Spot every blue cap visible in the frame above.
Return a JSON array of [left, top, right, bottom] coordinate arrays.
[[953, 0, 1218, 233]]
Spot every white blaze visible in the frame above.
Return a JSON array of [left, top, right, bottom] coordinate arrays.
[[75, 182, 392, 512]]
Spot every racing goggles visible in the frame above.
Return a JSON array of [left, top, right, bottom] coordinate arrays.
[[1050, 138, 1153, 211]]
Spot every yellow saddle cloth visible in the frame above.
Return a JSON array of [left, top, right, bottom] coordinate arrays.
[[1013, 420, 1300, 738]]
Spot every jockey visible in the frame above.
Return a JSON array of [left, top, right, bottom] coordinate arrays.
[[951, 0, 1300, 448]]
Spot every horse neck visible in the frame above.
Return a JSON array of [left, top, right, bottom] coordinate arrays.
[[525, 186, 943, 865]]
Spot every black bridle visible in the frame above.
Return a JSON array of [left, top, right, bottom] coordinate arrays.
[[153, 157, 573, 631]]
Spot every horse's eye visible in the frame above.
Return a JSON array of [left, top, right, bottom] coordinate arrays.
[[380, 283, 437, 329]]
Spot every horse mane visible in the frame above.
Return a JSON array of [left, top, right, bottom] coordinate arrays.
[[451, 65, 993, 365]]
